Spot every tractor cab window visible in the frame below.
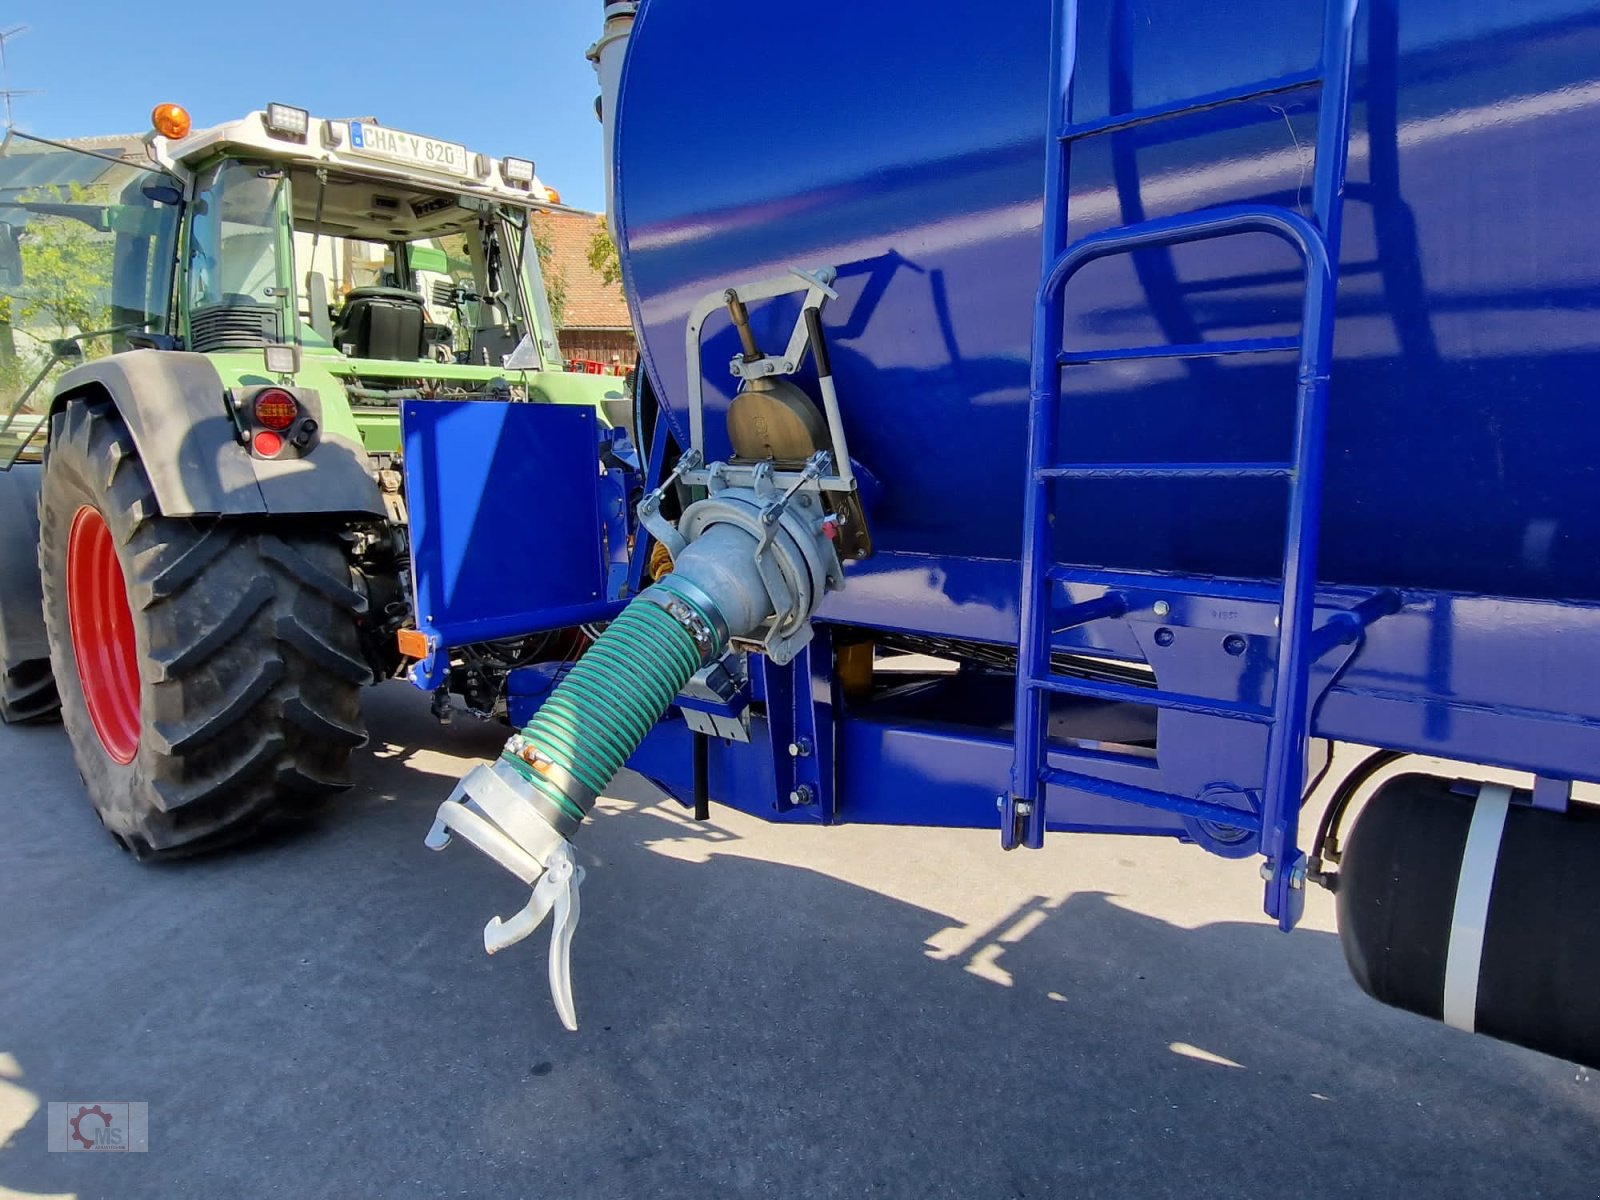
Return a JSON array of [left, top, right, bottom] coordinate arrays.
[[284, 165, 554, 368], [0, 132, 181, 466], [184, 159, 291, 353]]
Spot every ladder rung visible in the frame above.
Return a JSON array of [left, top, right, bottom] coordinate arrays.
[[1058, 69, 1323, 143], [1058, 335, 1299, 366], [1039, 462, 1293, 480], [1030, 672, 1274, 724], [1046, 565, 1284, 604], [1041, 767, 1263, 832]]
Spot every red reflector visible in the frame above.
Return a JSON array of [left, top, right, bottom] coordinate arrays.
[[253, 388, 299, 431], [252, 430, 284, 457]]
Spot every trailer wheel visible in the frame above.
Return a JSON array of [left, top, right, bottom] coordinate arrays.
[[38, 399, 371, 857]]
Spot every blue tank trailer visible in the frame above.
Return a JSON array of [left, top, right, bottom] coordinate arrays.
[[408, 0, 1600, 1060]]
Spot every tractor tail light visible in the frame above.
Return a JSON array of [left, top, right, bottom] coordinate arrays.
[[253, 388, 299, 431], [252, 430, 284, 457]]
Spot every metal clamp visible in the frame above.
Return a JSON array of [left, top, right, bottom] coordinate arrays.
[[637, 446, 702, 557]]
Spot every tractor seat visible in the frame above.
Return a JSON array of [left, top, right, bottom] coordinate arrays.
[[333, 286, 426, 361]]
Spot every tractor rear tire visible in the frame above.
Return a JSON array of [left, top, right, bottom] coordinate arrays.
[[38, 399, 372, 857], [0, 463, 61, 724]]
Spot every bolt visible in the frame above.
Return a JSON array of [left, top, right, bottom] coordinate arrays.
[[1154, 627, 1175, 647], [1153, 600, 1171, 617], [1223, 634, 1247, 656], [788, 738, 812, 757], [1289, 863, 1307, 890], [1259, 861, 1274, 881], [1014, 801, 1033, 816], [789, 785, 815, 806]]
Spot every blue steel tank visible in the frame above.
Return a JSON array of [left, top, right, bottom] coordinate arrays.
[[615, 0, 1600, 626], [595, 0, 1600, 1064]]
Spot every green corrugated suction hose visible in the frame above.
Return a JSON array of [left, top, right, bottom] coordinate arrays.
[[500, 590, 720, 823]]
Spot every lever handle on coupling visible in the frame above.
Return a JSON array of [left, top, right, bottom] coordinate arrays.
[[484, 843, 586, 1031], [426, 762, 587, 1031]]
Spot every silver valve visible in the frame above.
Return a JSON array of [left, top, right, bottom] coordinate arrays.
[[424, 762, 587, 1031]]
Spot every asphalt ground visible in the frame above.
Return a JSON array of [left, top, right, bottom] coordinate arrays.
[[2, 683, 1596, 1198]]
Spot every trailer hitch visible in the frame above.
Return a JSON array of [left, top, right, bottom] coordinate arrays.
[[425, 761, 586, 1030]]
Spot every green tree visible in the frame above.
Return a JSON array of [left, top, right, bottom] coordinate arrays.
[[530, 211, 567, 328], [16, 182, 115, 339], [0, 181, 116, 415], [586, 215, 621, 289]]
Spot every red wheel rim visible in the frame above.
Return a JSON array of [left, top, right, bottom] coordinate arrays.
[[66, 506, 140, 764]]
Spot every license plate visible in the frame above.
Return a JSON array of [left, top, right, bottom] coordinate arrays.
[[347, 122, 472, 178]]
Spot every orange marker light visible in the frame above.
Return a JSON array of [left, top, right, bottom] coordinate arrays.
[[544, 186, 562, 205], [151, 103, 192, 140], [396, 628, 430, 660]]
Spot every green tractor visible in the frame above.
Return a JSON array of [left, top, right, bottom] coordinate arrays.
[[0, 103, 631, 856]]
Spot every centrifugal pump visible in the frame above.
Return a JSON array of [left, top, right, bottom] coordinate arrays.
[[426, 268, 864, 1028]]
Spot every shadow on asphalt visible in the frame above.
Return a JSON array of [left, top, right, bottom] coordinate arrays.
[[2, 686, 1597, 1199]]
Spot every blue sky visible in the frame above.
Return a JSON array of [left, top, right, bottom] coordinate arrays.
[[3, 0, 611, 212]]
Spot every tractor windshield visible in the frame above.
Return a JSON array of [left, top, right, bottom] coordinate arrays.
[[281, 166, 560, 370], [180, 158, 562, 372]]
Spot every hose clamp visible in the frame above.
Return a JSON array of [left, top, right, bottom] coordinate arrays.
[[504, 736, 598, 836], [641, 577, 727, 662]]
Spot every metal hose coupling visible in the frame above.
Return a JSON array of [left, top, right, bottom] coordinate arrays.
[[428, 462, 843, 1029], [424, 581, 727, 1031]]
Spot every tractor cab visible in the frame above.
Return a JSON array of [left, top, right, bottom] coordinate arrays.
[[151, 103, 589, 454]]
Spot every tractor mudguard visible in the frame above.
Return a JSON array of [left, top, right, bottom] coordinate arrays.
[[0, 462, 48, 666], [51, 349, 385, 519]]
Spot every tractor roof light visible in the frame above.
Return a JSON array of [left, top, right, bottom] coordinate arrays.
[[151, 103, 192, 140], [501, 157, 535, 186], [263, 103, 310, 141]]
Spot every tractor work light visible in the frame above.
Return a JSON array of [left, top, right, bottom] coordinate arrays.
[[263, 344, 300, 375], [501, 157, 535, 185], [150, 103, 191, 140], [263, 103, 310, 140], [253, 388, 299, 431]]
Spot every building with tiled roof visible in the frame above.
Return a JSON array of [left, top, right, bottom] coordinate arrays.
[[537, 207, 636, 374]]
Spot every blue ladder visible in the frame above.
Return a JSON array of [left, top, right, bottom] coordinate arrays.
[[1007, 0, 1363, 930]]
